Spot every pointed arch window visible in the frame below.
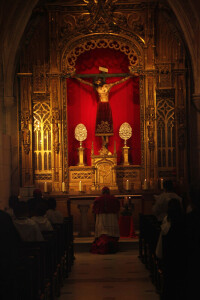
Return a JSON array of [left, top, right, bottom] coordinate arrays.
[[157, 97, 176, 168], [33, 102, 52, 173]]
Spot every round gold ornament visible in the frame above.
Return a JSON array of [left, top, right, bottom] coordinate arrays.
[[119, 122, 132, 145], [75, 123, 87, 146]]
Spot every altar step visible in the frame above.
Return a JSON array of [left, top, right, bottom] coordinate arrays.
[[74, 235, 139, 253]]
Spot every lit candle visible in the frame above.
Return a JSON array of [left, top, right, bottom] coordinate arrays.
[[160, 178, 164, 190], [44, 182, 48, 193], [62, 182, 65, 192], [143, 179, 147, 190], [79, 181, 82, 192], [124, 196, 128, 204], [125, 179, 130, 191]]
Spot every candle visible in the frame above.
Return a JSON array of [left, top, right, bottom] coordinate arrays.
[[160, 178, 164, 190], [124, 196, 128, 204], [125, 179, 130, 191], [79, 181, 82, 192], [62, 182, 65, 192], [44, 182, 48, 193], [143, 179, 147, 190]]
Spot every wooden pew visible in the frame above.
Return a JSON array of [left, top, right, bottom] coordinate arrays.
[[139, 213, 162, 294], [19, 241, 47, 300], [42, 230, 60, 299], [11, 216, 75, 300], [64, 216, 74, 275]]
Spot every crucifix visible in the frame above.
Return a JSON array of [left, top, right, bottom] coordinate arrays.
[[71, 66, 137, 154]]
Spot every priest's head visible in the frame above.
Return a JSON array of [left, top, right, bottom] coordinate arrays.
[[102, 186, 110, 194]]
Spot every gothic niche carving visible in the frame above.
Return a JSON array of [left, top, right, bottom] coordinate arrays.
[[52, 109, 60, 154], [156, 90, 175, 168], [33, 64, 47, 93], [21, 111, 31, 154], [156, 63, 172, 88], [146, 106, 155, 151], [127, 13, 144, 38], [175, 106, 186, 149], [62, 38, 140, 74]]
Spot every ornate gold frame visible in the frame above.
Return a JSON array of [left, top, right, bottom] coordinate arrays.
[[61, 33, 146, 189]]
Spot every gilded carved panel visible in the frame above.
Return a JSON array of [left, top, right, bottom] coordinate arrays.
[[156, 63, 172, 88], [33, 65, 47, 93], [62, 37, 143, 73], [21, 110, 31, 155], [156, 89, 176, 169], [58, 0, 146, 45]]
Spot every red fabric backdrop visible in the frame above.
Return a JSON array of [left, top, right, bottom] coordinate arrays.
[[67, 48, 141, 166]]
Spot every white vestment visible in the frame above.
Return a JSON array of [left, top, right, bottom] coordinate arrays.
[[46, 209, 64, 224], [31, 216, 53, 232], [14, 218, 44, 242], [95, 213, 120, 238]]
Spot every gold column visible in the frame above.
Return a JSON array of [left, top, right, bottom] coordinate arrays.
[[77, 144, 85, 166], [122, 146, 130, 166]]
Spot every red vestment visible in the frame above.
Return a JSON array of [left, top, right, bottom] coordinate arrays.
[[92, 194, 120, 214], [95, 102, 113, 136], [91, 194, 120, 254]]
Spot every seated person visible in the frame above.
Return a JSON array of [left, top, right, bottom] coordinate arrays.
[[0, 209, 21, 299], [31, 200, 53, 232], [91, 187, 120, 254], [46, 197, 64, 224], [152, 180, 182, 222], [185, 183, 200, 299], [27, 189, 43, 218], [156, 198, 186, 299], [33, 188, 43, 200], [13, 201, 44, 242], [156, 198, 184, 259], [4, 195, 19, 218]]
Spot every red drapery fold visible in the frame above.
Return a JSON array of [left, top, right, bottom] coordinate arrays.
[[67, 48, 141, 166]]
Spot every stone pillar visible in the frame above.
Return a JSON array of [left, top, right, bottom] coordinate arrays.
[[0, 134, 12, 209], [0, 96, 15, 209], [4, 96, 15, 135], [77, 204, 90, 237]]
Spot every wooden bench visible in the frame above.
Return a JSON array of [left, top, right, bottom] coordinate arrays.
[[12, 216, 75, 300]]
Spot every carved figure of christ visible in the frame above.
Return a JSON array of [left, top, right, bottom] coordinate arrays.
[[72, 68, 132, 152]]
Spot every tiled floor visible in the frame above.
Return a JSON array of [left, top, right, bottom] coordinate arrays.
[[59, 238, 160, 300]]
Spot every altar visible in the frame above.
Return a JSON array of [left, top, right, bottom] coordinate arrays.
[[66, 192, 144, 237], [69, 117, 142, 193]]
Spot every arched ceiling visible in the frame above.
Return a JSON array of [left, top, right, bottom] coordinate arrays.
[[0, 0, 200, 98], [168, 0, 200, 94], [0, 0, 38, 104]]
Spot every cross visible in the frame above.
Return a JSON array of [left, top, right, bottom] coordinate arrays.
[[74, 66, 130, 84]]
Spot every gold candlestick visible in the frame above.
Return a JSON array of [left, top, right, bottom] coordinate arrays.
[[78, 143, 85, 166], [122, 146, 130, 166], [75, 123, 87, 166], [119, 122, 132, 166]]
